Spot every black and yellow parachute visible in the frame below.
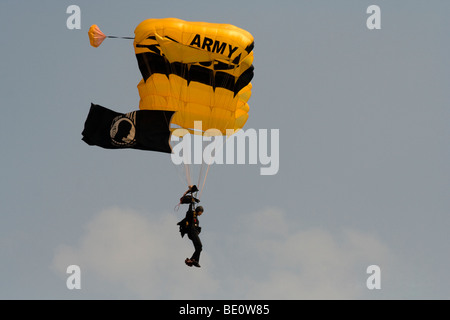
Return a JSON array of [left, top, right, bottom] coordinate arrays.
[[88, 18, 254, 137], [133, 18, 254, 136]]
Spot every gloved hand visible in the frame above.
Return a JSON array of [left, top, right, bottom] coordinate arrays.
[[189, 185, 199, 193]]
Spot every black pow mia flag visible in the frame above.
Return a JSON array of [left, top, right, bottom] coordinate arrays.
[[82, 103, 174, 153]]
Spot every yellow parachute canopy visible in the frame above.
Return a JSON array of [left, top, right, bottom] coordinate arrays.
[[133, 18, 254, 136]]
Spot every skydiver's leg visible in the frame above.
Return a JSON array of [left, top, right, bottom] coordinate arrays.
[[188, 232, 202, 264]]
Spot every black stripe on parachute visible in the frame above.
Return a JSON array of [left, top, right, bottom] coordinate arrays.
[[135, 52, 253, 96], [245, 41, 254, 54]]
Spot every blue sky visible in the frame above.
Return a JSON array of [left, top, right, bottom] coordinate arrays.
[[1, 0, 449, 299]]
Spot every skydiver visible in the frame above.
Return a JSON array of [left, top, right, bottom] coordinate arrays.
[[177, 185, 204, 268]]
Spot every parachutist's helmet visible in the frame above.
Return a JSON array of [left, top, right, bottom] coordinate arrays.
[[195, 206, 204, 213]]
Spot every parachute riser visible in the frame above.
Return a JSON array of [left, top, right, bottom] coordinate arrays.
[[106, 36, 135, 40]]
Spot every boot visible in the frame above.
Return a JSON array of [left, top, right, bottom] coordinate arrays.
[[185, 258, 193, 267], [191, 259, 201, 268]]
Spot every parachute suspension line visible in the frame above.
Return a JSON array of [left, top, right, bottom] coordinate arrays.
[[184, 162, 192, 187], [199, 163, 211, 200], [197, 161, 205, 189], [106, 36, 135, 40]]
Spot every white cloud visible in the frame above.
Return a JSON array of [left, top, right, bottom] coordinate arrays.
[[220, 208, 395, 299], [52, 206, 395, 299], [52, 207, 219, 299]]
